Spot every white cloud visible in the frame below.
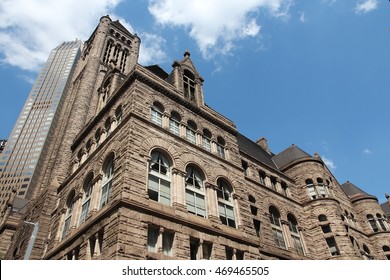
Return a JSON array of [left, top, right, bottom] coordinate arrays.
[[321, 156, 337, 170], [0, 0, 166, 71], [0, 0, 123, 71], [148, 0, 293, 59], [138, 33, 167, 65], [354, 0, 378, 14], [363, 148, 372, 155]]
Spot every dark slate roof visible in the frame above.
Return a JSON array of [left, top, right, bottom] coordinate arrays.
[[272, 145, 312, 169], [145, 65, 169, 80], [112, 20, 133, 37], [340, 181, 376, 201], [380, 201, 390, 217], [236, 133, 277, 169]]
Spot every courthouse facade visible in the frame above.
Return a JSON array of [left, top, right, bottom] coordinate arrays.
[[2, 16, 390, 260]]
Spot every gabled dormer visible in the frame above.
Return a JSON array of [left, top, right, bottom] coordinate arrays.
[[169, 51, 205, 106]]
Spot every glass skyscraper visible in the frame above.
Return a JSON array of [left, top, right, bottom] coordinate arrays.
[[0, 40, 82, 207]]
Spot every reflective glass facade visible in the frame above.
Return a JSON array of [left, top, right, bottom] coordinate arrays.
[[0, 40, 82, 206]]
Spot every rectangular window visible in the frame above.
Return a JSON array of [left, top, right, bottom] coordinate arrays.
[[307, 185, 317, 199], [185, 189, 206, 217], [148, 175, 171, 206], [217, 144, 225, 159], [321, 225, 332, 233], [326, 237, 340, 256], [169, 119, 180, 135], [253, 219, 261, 237], [147, 226, 159, 253], [202, 242, 212, 260], [100, 181, 112, 208], [190, 238, 199, 260], [318, 184, 328, 197], [151, 109, 162, 127], [162, 232, 174, 256], [218, 203, 236, 228], [272, 228, 286, 249], [202, 137, 211, 152], [186, 128, 196, 144], [292, 235, 304, 255], [62, 217, 71, 240], [79, 200, 90, 225]]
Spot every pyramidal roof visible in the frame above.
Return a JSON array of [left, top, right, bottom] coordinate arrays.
[[341, 181, 376, 202], [272, 144, 312, 170], [112, 20, 134, 37]]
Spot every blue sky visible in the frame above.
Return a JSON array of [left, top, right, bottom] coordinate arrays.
[[0, 0, 389, 203]]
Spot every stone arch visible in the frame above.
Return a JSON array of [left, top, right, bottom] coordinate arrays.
[[140, 137, 181, 169], [180, 152, 212, 181], [311, 207, 333, 221], [259, 196, 286, 218], [210, 167, 240, 188]]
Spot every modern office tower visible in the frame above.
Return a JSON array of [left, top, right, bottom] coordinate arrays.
[[0, 41, 82, 208], [2, 16, 390, 260], [0, 140, 6, 153]]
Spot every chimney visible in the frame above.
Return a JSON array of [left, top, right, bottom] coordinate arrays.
[[256, 137, 271, 154]]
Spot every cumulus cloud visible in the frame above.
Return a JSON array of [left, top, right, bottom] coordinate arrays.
[[0, 0, 121, 71], [0, 0, 166, 71], [321, 156, 336, 170], [138, 33, 167, 65], [354, 0, 378, 14], [148, 0, 292, 59]]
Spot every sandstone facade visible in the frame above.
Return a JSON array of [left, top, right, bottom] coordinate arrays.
[[2, 16, 390, 260]]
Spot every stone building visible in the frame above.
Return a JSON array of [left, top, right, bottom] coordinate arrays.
[[2, 16, 390, 260]]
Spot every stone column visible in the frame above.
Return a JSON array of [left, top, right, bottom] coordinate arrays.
[[206, 183, 220, 223]]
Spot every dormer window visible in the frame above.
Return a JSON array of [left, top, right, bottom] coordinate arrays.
[[183, 70, 196, 102]]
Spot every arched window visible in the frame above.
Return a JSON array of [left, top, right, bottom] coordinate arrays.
[[306, 179, 318, 199], [186, 120, 197, 144], [169, 111, 181, 135], [317, 178, 328, 197], [79, 174, 93, 225], [103, 39, 114, 64], [350, 236, 361, 256], [119, 49, 128, 72], [287, 214, 304, 255], [216, 178, 236, 228], [269, 206, 286, 249], [362, 244, 373, 259], [288, 214, 304, 255], [95, 129, 101, 148], [367, 214, 379, 232], [115, 106, 123, 126], [86, 140, 92, 158], [100, 154, 114, 208], [148, 151, 171, 205], [185, 165, 206, 217], [216, 137, 226, 159], [202, 129, 212, 152], [183, 70, 196, 102], [318, 214, 328, 222], [151, 102, 164, 127], [383, 246, 390, 260], [105, 118, 112, 137], [376, 214, 387, 231], [62, 191, 75, 240]]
